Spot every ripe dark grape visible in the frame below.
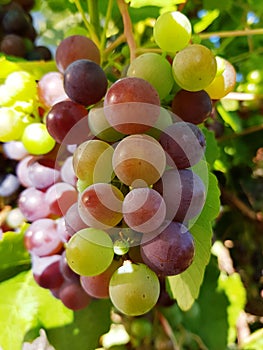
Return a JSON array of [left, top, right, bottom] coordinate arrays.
[[55, 35, 101, 72], [159, 122, 206, 169], [0, 33, 26, 57], [153, 168, 206, 223], [141, 221, 195, 276], [46, 100, 90, 144], [171, 89, 212, 124], [2, 8, 31, 34], [58, 280, 92, 310], [26, 45, 52, 61], [32, 255, 65, 289], [63, 59, 108, 106]]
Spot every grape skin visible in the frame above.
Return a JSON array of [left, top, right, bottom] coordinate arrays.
[[63, 59, 108, 106], [109, 261, 160, 316], [140, 221, 195, 277], [122, 187, 166, 234]]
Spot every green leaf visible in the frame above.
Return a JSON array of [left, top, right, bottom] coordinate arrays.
[[0, 229, 31, 282], [182, 256, 229, 350], [0, 271, 72, 350], [193, 9, 220, 33], [167, 170, 221, 310], [126, 0, 185, 8], [47, 299, 112, 350], [201, 126, 220, 166], [241, 329, 263, 350]]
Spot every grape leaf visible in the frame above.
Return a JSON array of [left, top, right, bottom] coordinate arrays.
[[47, 299, 112, 350], [0, 270, 72, 350], [181, 256, 229, 350], [167, 170, 220, 310], [0, 229, 31, 282], [126, 0, 185, 8]]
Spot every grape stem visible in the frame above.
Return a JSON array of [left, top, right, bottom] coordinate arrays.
[[117, 0, 137, 61], [87, 0, 101, 39], [218, 123, 263, 142], [199, 28, 263, 39], [220, 185, 263, 222], [72, 0, 100, 48], [156, 310, 179, 350], [100, 0, 114, 57]]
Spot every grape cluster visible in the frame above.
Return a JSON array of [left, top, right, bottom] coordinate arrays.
[[0, 11, 236, 315], [0, 0, 51, 60]]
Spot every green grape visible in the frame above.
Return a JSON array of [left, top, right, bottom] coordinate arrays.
[[130, 318, 152, 339], [66, 228, 114, 276], [145, 107, 173, 140], [88, 105, 125, 142], [113, 239, 130, 256], [2, 71, 37, 106], [127, 53, 174, 100], [22, 123, 56, 155], [109, 261, 160, 316], [172, 44, 217, 91], [204, 56, 236, 99], [73, 139, 114, 184], [0, 107, 25, 142], [153, 11, 192, 53]]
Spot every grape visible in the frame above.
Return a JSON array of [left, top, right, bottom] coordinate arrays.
[[63, 59, 108, 106], [122, 187, 166, 234], [59, 250, 79, 282], [78, 183, 124, 229], [159, 122, 206, 169], [0, 33, 26, 57], [18, 187, 50, 221], [171, 89, 212, 124], [55, 35, 101, 72], [14, 0, 35, 11], [204, 56, 236, 99], [2, 7, 31, 34], [46, 100, 90, 144], [22, 123, 56, 155], [24, 218, 63, 256], [104, 77, 160, 134], [153, 11, 192, 53], [5, 207, 25, 229], [153, 168, 206, 223], [130, 318, 152, 339], [140, 221, 195, 276], [109, 261, 160, 316], [60, 156, 76, 186], [127, 53, 174, 100], [88, 104, 125, 142], [3, 141, 28, 160], [0, 107, 25, 142], [28, 158, 61, 190], [80, 258, 122, 299], [45, 182, 78, 217], [65, 227, 114, 276], [0, 173, 20, 197], [37, 72, 69, 109], [72, 139, 114, 184], [26, 46, 52, 61], [112, 134, 166, 187], [64, 202, 87, 237], [32, 254, 65, 289], [58, 280, 91, 310], [16, 155, 34, 187], [145, 107, 173, 140], [4, 70, 37, 103], [172, 44, 217, 91]]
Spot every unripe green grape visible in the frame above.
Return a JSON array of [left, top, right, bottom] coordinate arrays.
[[3, 71, 37, 105], [22, 123, 56, 155], [172, 44, 217, 91], [109, 261, 160, 316], [0, 108, 25, 142], [66, 228, 114, 276], [153, 11, 192, 53], [127, 53, 174, 100]]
